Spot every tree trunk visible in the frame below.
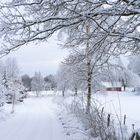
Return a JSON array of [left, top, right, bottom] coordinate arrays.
[[74, 87, 78, 96], [11, 93, 16, 113], [123, 85, 126, 91], [86, 64, 92, 113], [36, 91, 39, 97], [62, 88, 65, 97], [86, 22, 92, 113]]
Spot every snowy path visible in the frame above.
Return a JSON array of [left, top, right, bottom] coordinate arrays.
[[0, 96, 67, 140]]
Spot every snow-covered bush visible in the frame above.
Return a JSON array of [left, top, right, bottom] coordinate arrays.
[[63, 95, 129, 140], [70, 99, 116, 139]]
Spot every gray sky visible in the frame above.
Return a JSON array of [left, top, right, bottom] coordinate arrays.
[[2, 34, 68, 76]]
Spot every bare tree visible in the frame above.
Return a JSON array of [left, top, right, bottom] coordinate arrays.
[[0, 0, 139, 113], [63, 18, 118, 112], [0, 0, 139, 56], [31, 72, 44, 97], [56, 64, 71, 96]]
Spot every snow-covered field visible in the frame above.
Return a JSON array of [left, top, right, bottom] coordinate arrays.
[[93, 91, 140, 132]]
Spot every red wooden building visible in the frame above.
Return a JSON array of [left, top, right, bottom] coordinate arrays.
[[102, 82, 122, 91]]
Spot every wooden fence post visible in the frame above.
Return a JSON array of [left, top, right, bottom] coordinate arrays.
[[107, 114, 110, 127], [132, 124, 135, 130], [123, 114, 126, 125]]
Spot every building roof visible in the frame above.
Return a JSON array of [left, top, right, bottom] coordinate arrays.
[[102, 82, 122, 88]]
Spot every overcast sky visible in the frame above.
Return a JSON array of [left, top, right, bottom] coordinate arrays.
[[2, 34, 68, 76], [1, 31, 130, 77]]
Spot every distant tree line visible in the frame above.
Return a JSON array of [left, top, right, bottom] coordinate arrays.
[[21, 73, 57, 95]]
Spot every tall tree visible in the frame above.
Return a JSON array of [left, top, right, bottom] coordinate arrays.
[[56, 64, 71, 97], [31, 72, 44, 96], [63, 19, 115, 112]]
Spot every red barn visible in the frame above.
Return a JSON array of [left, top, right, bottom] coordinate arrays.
[[102, 82, 122, 92]]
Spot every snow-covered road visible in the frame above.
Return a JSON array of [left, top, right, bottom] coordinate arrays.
[[0, 96, 66, 140]]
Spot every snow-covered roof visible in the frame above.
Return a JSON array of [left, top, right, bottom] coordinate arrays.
[[102, 82, 122, 88]]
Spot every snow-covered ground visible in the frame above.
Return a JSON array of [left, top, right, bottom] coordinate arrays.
[[0, 91, 140, 140], [0, 92, 88, 140], [54, 90, 140, 137]]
